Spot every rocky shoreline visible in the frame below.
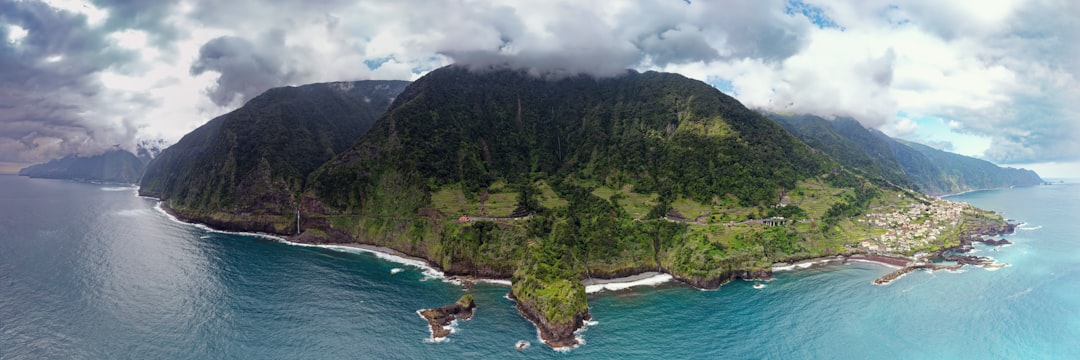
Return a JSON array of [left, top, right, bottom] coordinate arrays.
[[154, 200, 1022, 350], [873, 221, 1019, 285], [507, 291, 590, 349]]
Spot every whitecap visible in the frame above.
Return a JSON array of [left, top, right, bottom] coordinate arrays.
[[101, 186, 133, 192], [115, 209, 145, 217], [390, 268, 404, 275], [584, 273, 673, 294], [773, 257, 843, 272], [473, 278, 511, 287]]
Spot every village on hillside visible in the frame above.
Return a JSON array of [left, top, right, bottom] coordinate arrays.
[[858, 199, 968, 253]]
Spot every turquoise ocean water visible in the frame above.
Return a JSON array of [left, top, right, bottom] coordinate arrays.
[[1, 175, 1077, 359]]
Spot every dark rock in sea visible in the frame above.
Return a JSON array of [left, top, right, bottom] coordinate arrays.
[[944, 255, 995, 266], [673, 269, 773, 289], [419, 294, 476, 340], [974, 238, 1013, 246]]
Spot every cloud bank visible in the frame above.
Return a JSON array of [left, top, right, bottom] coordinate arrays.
[[1, 0, 1077, 176]]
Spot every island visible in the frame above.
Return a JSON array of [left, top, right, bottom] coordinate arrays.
[[418, 294, 476, 340]]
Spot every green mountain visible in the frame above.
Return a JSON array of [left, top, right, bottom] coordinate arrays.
[[304, 66, 838, 346], [299, 66, 1011, 347], [768, 113, 1043, 195], [769, 114, 914, 189], [887, 135, 1043, 194], [139, 80, 409, 232], [145, 67, 1013, 348], [19, 148, 144, 184]]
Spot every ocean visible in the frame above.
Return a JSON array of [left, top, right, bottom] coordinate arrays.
[[1, 174, 1077, 359]]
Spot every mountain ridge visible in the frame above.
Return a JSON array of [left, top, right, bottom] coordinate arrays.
[[768, 113, 1042, 195], [18, 148, 145, 184]]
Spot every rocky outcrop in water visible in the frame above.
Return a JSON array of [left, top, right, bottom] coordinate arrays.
[[509, 292, 589, 349], [419, 294, 476, 340], [673, 269, 773, 289]]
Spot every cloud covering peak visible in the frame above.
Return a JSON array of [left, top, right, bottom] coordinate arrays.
[[1, 0, 1077, 176]]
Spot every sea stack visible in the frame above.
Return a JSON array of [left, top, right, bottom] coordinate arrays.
[[419, 294, 476, 339]]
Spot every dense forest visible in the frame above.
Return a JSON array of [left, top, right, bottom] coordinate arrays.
[[139, 80, 409, 233]]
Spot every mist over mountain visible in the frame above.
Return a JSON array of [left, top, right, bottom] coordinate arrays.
[[136, 138, 170, 165], [18, 148, 145, 184]]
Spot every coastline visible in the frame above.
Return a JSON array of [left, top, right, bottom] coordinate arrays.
[[150, 199, 697, 293], [146, 196, 1015, 350], [151, 198, 927, 290], [151, 199, 1004, 291], [771, 254, 912, 272], [582, 272, 674, 294]]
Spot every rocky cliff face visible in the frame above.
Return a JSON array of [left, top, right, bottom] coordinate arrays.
[[672, 268, 773, 289], [510, 291, 590, 348], [139, 80, 409, 228]]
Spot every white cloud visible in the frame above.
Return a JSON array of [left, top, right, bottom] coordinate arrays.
[[39, 0, 109, 26], [2, 0, 1077, 169], [6, 24, 28, 44]]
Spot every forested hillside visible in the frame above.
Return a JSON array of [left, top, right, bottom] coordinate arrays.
[[769, 113, 1043, 195], [300, 66, 950, 347], [139, 80, 409, 233]]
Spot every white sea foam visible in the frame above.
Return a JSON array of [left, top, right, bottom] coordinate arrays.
[[290, 243, 454, 284], [1018, 224, 1042, 231], [151, 200, 458, 284], [774, 257, 844, 272], [473, 278, 512, 286], [584, 273, 673, 294], [390, 268, 404, 275], [115, 209, 146, 217], [551, 318, 596, 352], [101, 186, 134, 192]]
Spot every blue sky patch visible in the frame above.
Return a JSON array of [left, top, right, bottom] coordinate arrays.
[[786, 0, 843, 30]]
